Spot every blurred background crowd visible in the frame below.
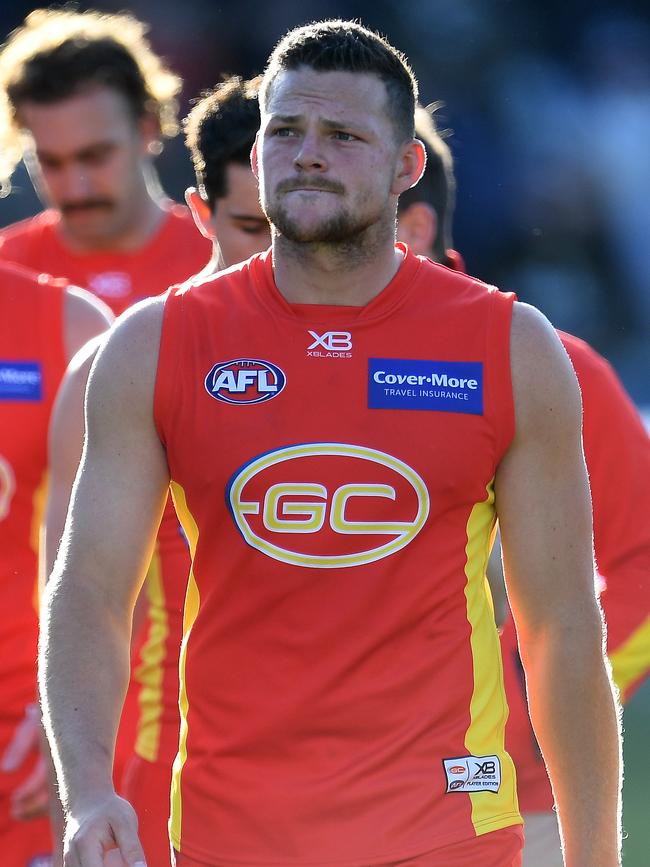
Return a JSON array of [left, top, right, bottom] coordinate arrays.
[[3, 0, 650, 405]]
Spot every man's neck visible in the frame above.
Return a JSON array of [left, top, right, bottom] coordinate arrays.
[[272, 224, 403, 307]]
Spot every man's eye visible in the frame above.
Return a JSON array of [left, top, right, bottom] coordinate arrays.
[[333, 131, 356, 142], [274, 127, 296, 137]]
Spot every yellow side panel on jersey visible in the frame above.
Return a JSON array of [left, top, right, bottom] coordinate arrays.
[[169, 481, 201, 851], [31, 470, 48, 611], [609, 612, 650, 701], [464, 479, 521, 834], [134, 545, 168, 762]]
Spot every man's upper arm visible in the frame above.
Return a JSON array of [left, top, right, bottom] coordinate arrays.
[[63, 286, 113, 362], [43, 339, 103, 585], [52, 297, 169, 615], [495, 303, 597, 645]]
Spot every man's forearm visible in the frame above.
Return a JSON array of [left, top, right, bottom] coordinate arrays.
[[39, 574, 131, 812], [521, 618, 622, 866]]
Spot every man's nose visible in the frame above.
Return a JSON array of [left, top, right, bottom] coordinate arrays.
[[60, 164, 92, 200], [293, 129, 327, 172]]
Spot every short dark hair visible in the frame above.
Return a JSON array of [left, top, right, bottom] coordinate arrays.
[[260, 20, 418, 141], [399, 104, 455, 261], [184, 75, 261, 211], [0, 8, 181, 189]]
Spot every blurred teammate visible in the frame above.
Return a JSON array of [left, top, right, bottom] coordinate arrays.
[[40, 21, 621, 867], [184, 75, 270, 267], [43, 75, 268, 866], [0, 260, 111, 866], [0, 4, 210, 843], [398, 105, 650, 867], [0, 8, 210, 310]]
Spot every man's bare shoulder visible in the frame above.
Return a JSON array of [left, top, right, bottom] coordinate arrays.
[[509, 301, 581, 437], [63, 286, 113, 361], [86, 296, 165, 422]]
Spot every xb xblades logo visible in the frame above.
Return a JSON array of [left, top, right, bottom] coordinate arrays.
[[473, 760, 497, 777], [307, 330, 352, 358]]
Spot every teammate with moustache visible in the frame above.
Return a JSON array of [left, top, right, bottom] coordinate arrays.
[[0, 5, 209, 845], [40, 21, 621, 867]]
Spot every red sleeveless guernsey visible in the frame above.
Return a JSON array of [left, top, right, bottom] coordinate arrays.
[[155, 245, 522, 864], [501, 331, 650, 812], [0, 261, 67, 737], [0, 204, 209, 792]]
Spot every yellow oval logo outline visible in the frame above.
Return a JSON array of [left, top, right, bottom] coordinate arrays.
[[227, 443, 429, 568]]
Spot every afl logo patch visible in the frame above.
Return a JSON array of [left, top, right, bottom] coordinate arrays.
[[205, 358, 286, 405]]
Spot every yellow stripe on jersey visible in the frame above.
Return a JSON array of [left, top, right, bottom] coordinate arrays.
[[134, 545, 168, 762], [169, 481, 201, 851], [31, 469, 48, 611], [609, 612, 650, 702], [464, 479, 521, 834]]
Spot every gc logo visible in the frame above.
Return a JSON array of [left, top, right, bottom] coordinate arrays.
[[227, 443, 429, 568]]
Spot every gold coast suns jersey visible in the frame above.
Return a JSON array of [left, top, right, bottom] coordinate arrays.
[[154, 245, 522, 864], [0, 262, 67, 733]]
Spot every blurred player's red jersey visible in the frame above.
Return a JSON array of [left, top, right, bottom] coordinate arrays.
[[0, 203, 209, 832], [0, 261, 68, 861], [501, 331, 650, 811], [155, 246, 522, 865], [0, 205, 210, 316]]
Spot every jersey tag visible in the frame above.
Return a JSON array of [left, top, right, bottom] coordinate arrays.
[[368, 358, 483, 414], [443, 755, 501, 793], [0, 361, 43, 401]]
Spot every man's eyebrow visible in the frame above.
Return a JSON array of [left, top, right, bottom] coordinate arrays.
[[269, 114, 302, 124], [270, 113, 371, 134], [229, 212, 268, 222]]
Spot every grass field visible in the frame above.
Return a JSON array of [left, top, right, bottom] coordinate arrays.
[[621, 679, 650, 865]]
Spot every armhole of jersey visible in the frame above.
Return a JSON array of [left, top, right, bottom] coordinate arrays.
[[153, 287, 181, 449], [486, 288, 516, 464]]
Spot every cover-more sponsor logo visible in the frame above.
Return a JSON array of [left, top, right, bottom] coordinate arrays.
[[0, 361, 43, 401], [307, 330, 352, 358], [205, 359, 286, 405], [443, 755, 502, 794], [227, 443, 429, 568], [369, 358, 483, 415]]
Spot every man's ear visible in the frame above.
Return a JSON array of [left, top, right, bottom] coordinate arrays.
[[396, 202, 438, 257], [251, 134, 260, 180], [391, 138, 426, 197], [139, 112, 163, 156], [185, 187, 215, 240]]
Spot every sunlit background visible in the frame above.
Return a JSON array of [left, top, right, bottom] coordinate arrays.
[[2, 2, 649, 863]]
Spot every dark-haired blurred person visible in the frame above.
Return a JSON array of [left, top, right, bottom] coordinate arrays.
[[184, 75, 270, 268], [0, 4, 210, 849], [0, 260, 111, 866], [398, 104, 650, 867], [41, 74, 268, 866]]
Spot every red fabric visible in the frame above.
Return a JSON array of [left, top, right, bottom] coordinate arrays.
[[156, 246, 520, 864], [0, 205, 211, 316], [0, 205, 205, 823], [122, 754, 173, 867], [173, 827, 523, 867], [0, 262, 67, 866], [501, 331, 650, 812], [0, 263, 67, 728]]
